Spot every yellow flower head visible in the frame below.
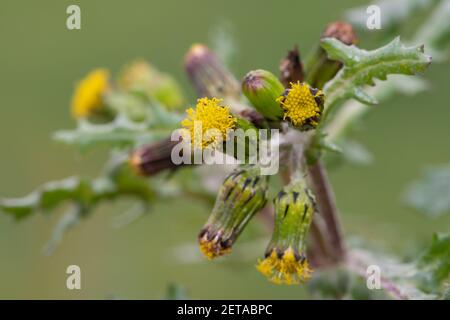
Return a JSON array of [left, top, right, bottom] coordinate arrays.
[[276, 82, 324, 130], [71, 69, 110, 118], [181, 97, 236, 149], [257, 247, 312, 285]]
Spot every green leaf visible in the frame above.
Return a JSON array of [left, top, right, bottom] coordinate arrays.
[[53, 117, 168, 150], [0, 158, 161, 251], [417, 233, 450, 292], [0, 160, 156, 221], [321, 37, 431, 119], [403, 164, 450, 217], [0, 176, 103, 220]]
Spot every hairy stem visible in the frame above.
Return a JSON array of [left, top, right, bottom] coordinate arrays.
[[346, 249, 408, 300], [307, 160, 346, 262], [308, 215, 338, 268]]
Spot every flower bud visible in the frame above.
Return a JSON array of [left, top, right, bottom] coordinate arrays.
[[199, 167, 268, 259], [185, 44, 240, 99], [257, 180, 316, 285], [129, 137, 182, 176], [305, 21, 358, 89], [279, 46, 304, 87], [242, 69, 285, 120], [322, 21, 357, 46]]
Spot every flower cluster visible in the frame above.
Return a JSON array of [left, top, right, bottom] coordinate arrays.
[[177, 45, 325, 285], [64, 39, 329, 286], [1, 9, 438, 298], [15, 21, 375, 287]]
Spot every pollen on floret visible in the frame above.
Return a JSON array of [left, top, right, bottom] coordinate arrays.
[[256, 247, 313, 285], [181, 97, 236, 149], [71, 69, 110, 119], [276, 82, 323, 130]]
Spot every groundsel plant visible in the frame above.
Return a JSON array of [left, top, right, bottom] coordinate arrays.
[[1, 0, 450, 299]]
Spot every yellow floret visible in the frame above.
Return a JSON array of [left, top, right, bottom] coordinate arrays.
[[276, 82, 323, 129], [181, 97, 236, 149], [257, 247, 312, 285]]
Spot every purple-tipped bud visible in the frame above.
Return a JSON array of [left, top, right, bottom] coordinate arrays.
[[184, 44, 240, 99], [129, 137, 183, 176]]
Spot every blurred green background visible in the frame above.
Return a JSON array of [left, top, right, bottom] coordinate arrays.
[[0, 0, 449, 299]]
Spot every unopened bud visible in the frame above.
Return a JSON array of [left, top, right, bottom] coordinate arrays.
[[279, 46, 304, 87], [129, 137, 182, 176], [257, 180, 316, 285], [185, 44, 240, 99], [305, 21, 358, 89], [199, 167, 268, 259], [242, 69, 285, 120]]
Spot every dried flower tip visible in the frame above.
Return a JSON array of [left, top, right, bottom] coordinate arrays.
[[305, 21, 357, 89], [181, 97, 236, 149], [198, 167, 268, 259], [185, 44, 240, 99], [279, 46, 304, 87], [242, 69, 285, 120], [322, 21, 357, 45], [277, 82, 324, 130], [198, 227, 233, 260], [71, 69, 111, 119]]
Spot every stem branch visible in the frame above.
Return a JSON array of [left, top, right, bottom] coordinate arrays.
[[346, 250, 409, 300], [307, 160, 346, 261]]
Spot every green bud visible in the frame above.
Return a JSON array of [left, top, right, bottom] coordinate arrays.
[[242, 69, 285, 120], [198, 166, 268, 259]]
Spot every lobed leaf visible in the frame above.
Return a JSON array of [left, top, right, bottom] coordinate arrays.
[[321, 37, 432, 118], [417, 233, 450, 292]]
